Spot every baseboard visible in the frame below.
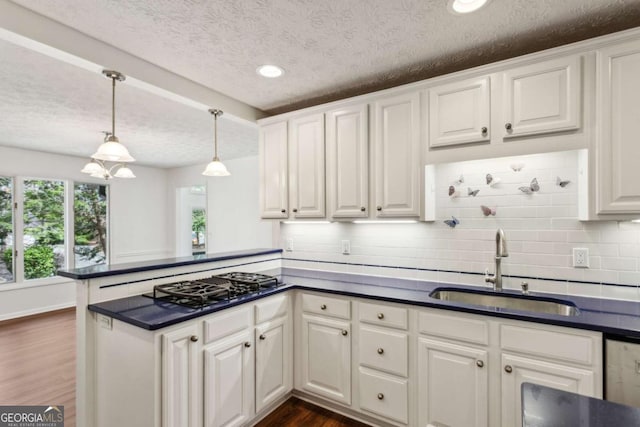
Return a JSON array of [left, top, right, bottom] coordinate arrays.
[[248, 392, 293, 426], [0, 302, 75, 323]]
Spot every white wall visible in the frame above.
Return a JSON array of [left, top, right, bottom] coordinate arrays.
[[280, 151, 640, 301], [0, 146, 171, 319], [167, 156, 274, 254]]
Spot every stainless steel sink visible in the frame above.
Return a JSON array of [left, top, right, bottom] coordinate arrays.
[[429, 288, 579, 317]]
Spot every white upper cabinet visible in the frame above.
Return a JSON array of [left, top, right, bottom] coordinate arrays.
[[428, 76, 491, 148], [259, 121, 288, 219], [289, 113, 326, 218], [372, 92, 421, 218], [596, 39, 640, 214], [326, 104, 369, 219], [502, 56, 581, 138]]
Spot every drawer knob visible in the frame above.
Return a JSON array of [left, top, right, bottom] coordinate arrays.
[[342, 330, 348, 336], [190, 335, 199, 343], [320, 304, 327, 310], [504, 365, 513, 373], [377, 348, 384, 355], [281, 209, 286, 213], [376, 206, 382, 211], [259, 334, 266, 340], [293, 208, 298, 213], [377, 393, 384, 400], [361, 207, 366, 212], [377, 313, 384, 320], [505, 122, 513, 131], [481, 126, 488, 135], [244, 342, 251, 348], [476, 360, 484, 368]]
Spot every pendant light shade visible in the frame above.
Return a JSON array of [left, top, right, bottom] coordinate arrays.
[[82, 70, 136, 180], [202, 109, 230, 177]]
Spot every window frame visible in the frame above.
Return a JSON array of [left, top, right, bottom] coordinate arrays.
[[0, 175, 110, 287]]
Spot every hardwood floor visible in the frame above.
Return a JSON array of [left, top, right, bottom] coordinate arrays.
[[0, 308, 76, 427], [256, 397, 370, 427]]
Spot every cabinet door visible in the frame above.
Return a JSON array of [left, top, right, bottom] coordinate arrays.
[[204, 331, 254, 427], [301, 315, 351, 405], [372, 92, 421, 218], [502, 56, 581, 138], [501, 353, 595, 427], [289, 113, 326, 218], [259, 121, 289, 219], [418, 338, 488, 427], [162, 323, 201, 427], [596, 40, 640, 214], [326, 104, 369, 218], [428, 76, 491, 147], [255, 316, 291, 413]]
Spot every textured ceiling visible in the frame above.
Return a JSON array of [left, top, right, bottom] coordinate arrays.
[[0, 39, 258, 168], [10, 0, 640, 115]]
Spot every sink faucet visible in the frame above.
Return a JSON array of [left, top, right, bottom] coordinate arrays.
[[485, 228, 509, 291]]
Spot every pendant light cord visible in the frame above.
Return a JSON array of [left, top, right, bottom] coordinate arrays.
[[111, 76, 116, 137], [214, 113, 218, 159]]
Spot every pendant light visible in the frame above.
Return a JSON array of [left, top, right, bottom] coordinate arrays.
[[81, 70, 136, 180], [202, 109, 230, 176]]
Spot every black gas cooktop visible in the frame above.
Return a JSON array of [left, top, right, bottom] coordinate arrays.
[[144, 272, 279, 308]]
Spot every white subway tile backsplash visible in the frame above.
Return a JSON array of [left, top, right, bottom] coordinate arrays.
[[280, 151, 640, 302]]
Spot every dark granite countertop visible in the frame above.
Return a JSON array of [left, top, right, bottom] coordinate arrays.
[[57, 248, 282, 279], [522, 382, 640, 426], [88, 268, 640, 334]]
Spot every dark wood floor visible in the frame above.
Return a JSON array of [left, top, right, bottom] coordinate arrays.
[[0, 308, 76, 427], [256, 397, 370, 427]]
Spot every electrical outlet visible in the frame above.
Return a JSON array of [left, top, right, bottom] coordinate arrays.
[[573, 248, 589, 268], [98, 314, 113, 330], [285, 238, 294, 252], [341, 240, 351, 255]]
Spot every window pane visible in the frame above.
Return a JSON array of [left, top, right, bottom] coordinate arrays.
[[74, 183, 108, 268], [23, 179, 65, 280], [192, 208, 206, 255], [0, 177, 14, 283]]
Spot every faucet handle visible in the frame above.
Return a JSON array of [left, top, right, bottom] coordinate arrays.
[[521, 281, 529, 295], [484, 268, 492, 283]]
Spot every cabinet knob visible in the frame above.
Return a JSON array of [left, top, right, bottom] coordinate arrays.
[[361, 207, 366, 212], [377, 313, 384, 320], [377, 348, 384, 355], [476, 360, 484, 368], [481, 126, 488, 135], [342, 330, 348, 336], [505, 123, 513, 131], [259, 334, 266, 340], [504, 365, 513, 373], [320, 304, 327, 310], [190, 335, 199, 342], [293, 208, 298, 213], [244, 342, 251, 348], [376, 206, 382, 211], [281, 209, 286, 213], [377, 393, 384, 400]]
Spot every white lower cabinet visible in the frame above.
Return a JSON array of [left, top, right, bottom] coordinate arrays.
[[500, 353, 596, 427], [203, 330, 254, 427], [162, 323, 201, 427], [255, 314, 292, 412], [417, 338, 488, 427], [359, 367, 409, 424]]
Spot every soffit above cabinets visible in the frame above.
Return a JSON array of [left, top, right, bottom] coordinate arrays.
[[0, 38, 258, 168], [11, 0, 640, 114]]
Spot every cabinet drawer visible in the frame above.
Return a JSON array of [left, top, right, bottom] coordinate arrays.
[[204, 305, 251, 344], [359, 302, 408, 330], [359, 368, 408, 424], [500, 324, 597, 366], [359, 326, 408, 377], [419, 310, 489, 346], [302, 294, 350, 319], [255, 294, 288, 324]]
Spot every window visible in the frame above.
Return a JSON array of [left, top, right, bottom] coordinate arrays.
[[0, 177, 109, 284], [192, 208, 206, 255], [0, 176, 13, 283], [23, 179, 65, 280], [74, 183, 108, 267]]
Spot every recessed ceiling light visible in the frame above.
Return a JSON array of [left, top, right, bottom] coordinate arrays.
[[257, 64, 284, 78], [448, 0, 490, 14]]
